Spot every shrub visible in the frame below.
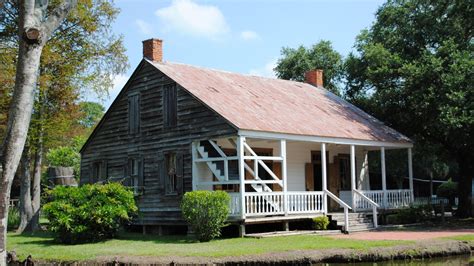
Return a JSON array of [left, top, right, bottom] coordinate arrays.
[[181, 190, 230, 242], [390, 205, 432, 224], [7, 207, 20, 231], [436, 179, 458, 205], [43, 183, 137, 244], [312, 216, 329, 230], [46, 146, 80, 167]]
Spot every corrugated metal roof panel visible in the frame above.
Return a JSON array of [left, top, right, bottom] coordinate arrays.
[[150, 60, 411, 144]]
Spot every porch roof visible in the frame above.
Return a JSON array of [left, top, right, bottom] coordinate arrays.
[[149, 60, 412, 145]]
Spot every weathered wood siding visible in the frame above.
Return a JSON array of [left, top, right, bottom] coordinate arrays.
[[80, 61, 237, 225]]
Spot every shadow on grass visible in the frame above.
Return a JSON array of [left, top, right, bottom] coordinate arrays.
[[10, 230, 200, 247]]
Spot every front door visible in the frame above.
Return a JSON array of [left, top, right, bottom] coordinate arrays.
[[305, 151, 328, 191]]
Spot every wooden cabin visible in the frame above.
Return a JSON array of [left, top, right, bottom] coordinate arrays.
[[80, 39, 415, 234]]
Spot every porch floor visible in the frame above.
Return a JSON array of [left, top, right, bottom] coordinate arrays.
[[231, 213, 325, 224]]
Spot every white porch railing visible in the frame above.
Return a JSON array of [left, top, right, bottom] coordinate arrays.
[[228, 192, 241, 216], [357, 189, 412, 209], [238, 191, 325, 217], [287, 191, 324, 214], [245, 192, 285, 216], [353, 190, 379, 228]]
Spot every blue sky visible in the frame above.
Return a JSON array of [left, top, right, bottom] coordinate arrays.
[[99, 0, 384, 108]]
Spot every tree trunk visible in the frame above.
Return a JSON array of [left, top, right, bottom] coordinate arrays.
[[0, 34, 44, 266], [30, 137, 42, 232], [456, 155, 473, 217], [17, 148, 33, 233], [0, 0, 77, 262]]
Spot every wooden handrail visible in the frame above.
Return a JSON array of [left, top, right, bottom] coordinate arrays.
[[325, 189, 351, 210], [354, 189, 380, 208], [354, 189, 379, 228], [324, 189, 351, 233]]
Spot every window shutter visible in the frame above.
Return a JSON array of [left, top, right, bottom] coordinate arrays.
[[157, 153, 165, 190], [170, 85, 177, 127], [162, 87, 169, 127], [138, 158, 144, 188], [176, 152, 184, 194]]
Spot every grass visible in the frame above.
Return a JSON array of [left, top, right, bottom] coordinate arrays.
[[444, 234, 474, 242], [7, 232, 410, 262]]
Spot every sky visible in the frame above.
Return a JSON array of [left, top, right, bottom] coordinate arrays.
[[98, 0, 385, 108]]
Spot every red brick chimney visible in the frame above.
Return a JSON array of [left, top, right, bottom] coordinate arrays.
[[142, 38, 163, 62], [305, 69, 324, 87]]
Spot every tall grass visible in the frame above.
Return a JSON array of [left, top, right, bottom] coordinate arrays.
[[7, 207, 20, 231]]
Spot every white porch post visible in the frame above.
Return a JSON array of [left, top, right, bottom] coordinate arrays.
[[321, 143, 328, 214], [191, 142, 198, 191], [408, 148, 414, 202], [280, 140, 288, 215], [381, 147, 387, 208], [350, 145, 356, 210], [238, 136, 246, 219]]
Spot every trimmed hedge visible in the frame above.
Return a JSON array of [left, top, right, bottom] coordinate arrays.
[[43, 183, 137, 244], [181, 190, 230, 242]]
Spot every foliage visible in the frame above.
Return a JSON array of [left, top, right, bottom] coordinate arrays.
[[436, 179, 458, 200], [387, 205, 433, 224], [7, 207, 20, 231], [78, 101, 105, 129], [312, 216, 329, 230], [343, 0, 473, 215], [181, 191, 230, 242], [274, 40, 344, 94], [42, 183, 137, 244], [46, 146, 80, 168]]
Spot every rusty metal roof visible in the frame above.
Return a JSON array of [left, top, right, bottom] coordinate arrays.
[[150, 60, 411, 144]]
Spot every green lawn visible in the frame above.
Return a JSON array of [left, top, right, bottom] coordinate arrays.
[[7, 232, 410, 261], [444, 234, 474, 242]]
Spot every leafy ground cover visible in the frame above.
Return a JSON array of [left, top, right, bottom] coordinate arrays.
[[7, 232, 409, 261]]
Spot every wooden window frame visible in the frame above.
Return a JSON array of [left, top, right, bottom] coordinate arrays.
[[91, 160, 107, 183], [163, 151, 183, 196], [128, 156, 143, 195]]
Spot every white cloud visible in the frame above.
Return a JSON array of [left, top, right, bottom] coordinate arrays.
[[249, 59, 277, 78], [135, 19, 153, 35], [240, 30, 259, 41], [155, 0, 229, 39]]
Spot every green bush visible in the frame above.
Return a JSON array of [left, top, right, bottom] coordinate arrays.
[[390, 205, 432, 224], [43, 183, 137, 244], [181, 190, 230, 242], [312, 216, 329, 230], [7, 207, 20, 231], [46, 146, 80, 167], [436, 179, 458, 205]]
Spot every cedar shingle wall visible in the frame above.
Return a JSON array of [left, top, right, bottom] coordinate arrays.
[[80, 61, 237, 224]]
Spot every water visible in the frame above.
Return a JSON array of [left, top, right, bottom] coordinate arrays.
[[318, 254, 473, 265]]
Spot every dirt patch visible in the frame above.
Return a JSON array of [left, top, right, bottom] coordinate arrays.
[[332, 228, 474, 241], [34, 239, 472, 265]]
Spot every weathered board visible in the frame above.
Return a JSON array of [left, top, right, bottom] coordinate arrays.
[[80, 61, 237, 224]]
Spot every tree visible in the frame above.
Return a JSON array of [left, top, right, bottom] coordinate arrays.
[[344, 0, 473, 216], [274, 40, 344, 94], [78, 101, 105, 129], [1, 0, 127, 237], [0, 0, 77, 262]]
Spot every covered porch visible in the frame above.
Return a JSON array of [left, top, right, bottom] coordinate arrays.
[[191, 131, 414, 231]]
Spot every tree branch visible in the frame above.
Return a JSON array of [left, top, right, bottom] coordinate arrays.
[[41, 0, 78, 42]]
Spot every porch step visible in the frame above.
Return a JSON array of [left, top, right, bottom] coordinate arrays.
[[328, 212, 375, 233]]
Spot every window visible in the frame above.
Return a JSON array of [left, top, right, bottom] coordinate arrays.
[[91, 161, 106, 183], [128, 157, 143, 195], [128, 93, 140, 134], [164, 152, 183, 195], [163, 84, 177, 128], [165, 153, 178, 194]]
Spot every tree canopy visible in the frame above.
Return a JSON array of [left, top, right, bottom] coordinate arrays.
[[274, 40, 344, 94], [345, 0, 473, 216]]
